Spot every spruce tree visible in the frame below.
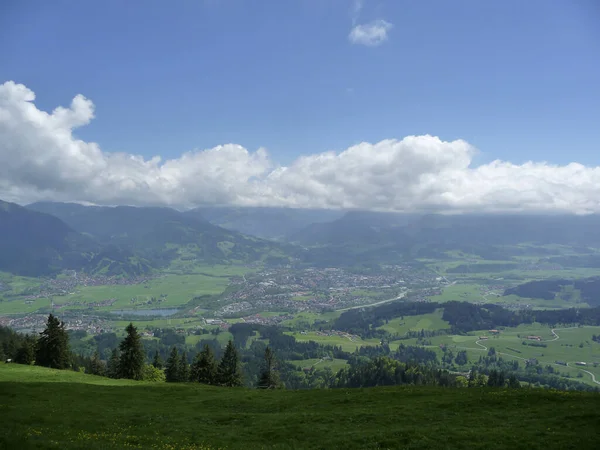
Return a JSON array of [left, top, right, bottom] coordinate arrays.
[[179, 351, 190, 382], [152, 350, 163, 369], [35, 314, 70, 369], [165, 347, 180, 382], [117, 323, 145, 380], [90, 350, 105, 376], [258, 346, 281, 389], [191, 345, 217, 384], [14, 334, 36, 365], [217, 340, 243, 387], [107, 348, 120, 378], [508, 374, 521, 388]]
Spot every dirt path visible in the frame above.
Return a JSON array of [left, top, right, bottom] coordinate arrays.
[[545, 326, 580, 342]]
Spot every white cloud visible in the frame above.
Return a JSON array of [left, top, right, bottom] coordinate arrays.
[[2, 81, 600, 214], [348, 19, 393, 46]]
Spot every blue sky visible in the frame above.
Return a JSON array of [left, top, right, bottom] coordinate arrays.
[[2, 0, 599, 167], [1, 1, 600, 213]]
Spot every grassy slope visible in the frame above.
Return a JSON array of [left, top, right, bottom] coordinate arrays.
[[2, 365, 600, 450], [398, 324, 600, 385]]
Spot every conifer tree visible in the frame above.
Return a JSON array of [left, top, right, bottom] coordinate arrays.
[[118, 323, 145, 380], [508, 374, 521, 388], [152, 350, 163, 369], [179, 351, 190, 382], [258, 346, 281, 389], [217, 340, 243, 387], [14, 334, 36, 365], [191, 345, 217, 385], [107, 348, 120, 378], [90, 350, 105, 376], [165, 347, 180, 382], [35, 314, 70, 369]]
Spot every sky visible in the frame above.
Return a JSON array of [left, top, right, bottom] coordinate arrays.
[[1, 0, 600, 213]]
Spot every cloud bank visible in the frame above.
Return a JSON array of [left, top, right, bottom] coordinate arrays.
[[348, 20, 393, 46], [1, 81, 600, 214]]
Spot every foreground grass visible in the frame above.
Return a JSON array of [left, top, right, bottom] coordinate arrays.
[[1, 365, 600, 450]]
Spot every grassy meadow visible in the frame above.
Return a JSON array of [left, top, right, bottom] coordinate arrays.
[[378, 309, 450, 334], [2, 364, 600, 449], [397, 323, 600, 386]]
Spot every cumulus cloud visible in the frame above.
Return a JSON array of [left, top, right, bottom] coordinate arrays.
[[1, 81, 600, 214], [348, 20, 393, 46]]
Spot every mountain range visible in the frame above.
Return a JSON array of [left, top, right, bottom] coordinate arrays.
[[0, 200, 295, 277], [3, 199, 600, 276]]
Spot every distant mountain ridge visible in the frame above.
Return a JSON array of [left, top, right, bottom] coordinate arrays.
[[185, 206, 344, 240], [289, 210, 600, 266], [0, 200, 99, 276], [26, 201, 294, 271]]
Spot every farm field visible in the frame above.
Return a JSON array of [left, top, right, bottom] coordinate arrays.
[[428, 282, 591, 309], [2, 364, 600, 450], [185, 332, 234, 347], [399, 324, 600, 386], [286, 331, 380, 353], [378, 309, 449, 334], [279, 311, 342, 328], [53, 274, 231, 311], [291, 358, 348, 372]]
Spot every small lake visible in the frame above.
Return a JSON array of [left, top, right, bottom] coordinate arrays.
[[109, 309, 179, 317]]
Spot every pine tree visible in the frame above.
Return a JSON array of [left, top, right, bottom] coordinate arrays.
[[107, 348, 120, 378], [468, 369, 477, 387], [217, 340, 243, 387], [14, 334, 36, 365], [179, 351, 190, 382], [152, 350, 163, 369], [258, 346, 281, 389], [90, 350, 105, 376], [508, 374, 521, 388], [117, 323, 145, 380], [35, 314, 70, 369], [165, 347, 180, 382], [191, 345, 217, 385]]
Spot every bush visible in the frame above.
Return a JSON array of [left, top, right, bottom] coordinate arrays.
[[142, 364, 166, 382]]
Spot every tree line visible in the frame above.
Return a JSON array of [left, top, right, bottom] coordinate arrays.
[[333, 300, 600, 338], [3, 313, 598, 393], [2, 315, 282, 389]]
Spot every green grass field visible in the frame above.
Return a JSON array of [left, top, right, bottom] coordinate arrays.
[[428, 282, 591, 309], [378, 309, 450, 334], [292, 358, 348, 372], [286, 331, 379, 353], [2, 364, 600, 449], [279, 311, 341, 329], [399, 323, 600, 386], [51, 274, 231, 311]]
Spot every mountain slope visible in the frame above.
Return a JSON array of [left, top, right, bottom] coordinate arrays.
[[27, 202, 294, 267], [0, 199, 153, 277], [186, 206, 344, 240], [290, 211, 600, 266], [0, 200, 83, 276]]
